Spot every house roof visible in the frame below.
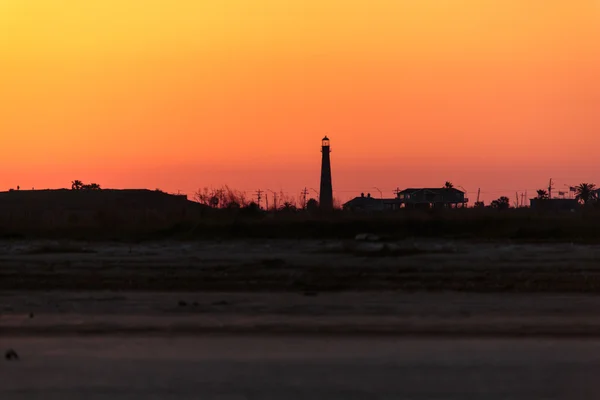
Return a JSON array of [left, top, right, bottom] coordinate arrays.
[[398, 187, 465, 194], [343, 196, 401, 207], [530, 198, 578, 203], [343, 196, 382, 207]]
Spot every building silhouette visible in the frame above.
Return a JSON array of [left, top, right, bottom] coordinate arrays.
[[319, 136, 333, 211], [343, 187, 468, 211]]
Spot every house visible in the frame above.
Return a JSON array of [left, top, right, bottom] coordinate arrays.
[[396, 188, 468, 208], [343, 187, 468, 211], [343, 193, 400, 212], [530, 198, 578, 211], [343, 193, 384, 212]]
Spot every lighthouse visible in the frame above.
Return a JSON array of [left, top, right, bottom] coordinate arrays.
[[319, 136, 333, 211]]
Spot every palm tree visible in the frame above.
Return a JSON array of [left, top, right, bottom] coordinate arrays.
[[444, 181, 454, 189], [536, 189, 549, 200], [576, 183, 597, 205], [71, 180, 83, 190]]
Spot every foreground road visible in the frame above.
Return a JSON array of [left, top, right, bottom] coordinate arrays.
[[2, 336, 600, 399]]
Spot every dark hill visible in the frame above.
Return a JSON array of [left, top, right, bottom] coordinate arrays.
[[0, 189, 192, 210], [0, 189, 208, 238]]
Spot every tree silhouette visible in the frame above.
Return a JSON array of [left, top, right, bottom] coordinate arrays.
[[490, 196, 510, 210], [536, 189, 549, 200], [280, 201, 297, 212], [82, 183, 101, 190], [576, 183, 597, 205], [444, 181, 454, 189], [226, 201, 240, 209], [71, 180, 83, 190], [240, 202, 262, 216], [306, 198, 319, 212]]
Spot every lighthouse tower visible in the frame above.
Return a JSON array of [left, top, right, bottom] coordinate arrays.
[[319, 136, 333, 211]]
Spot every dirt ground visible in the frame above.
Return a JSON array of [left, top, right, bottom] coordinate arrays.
[[3, 238, 600, 336], [4, 290, 600, 336], [1, 238, 600, 292]]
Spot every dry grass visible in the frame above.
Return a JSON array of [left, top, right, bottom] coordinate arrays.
[[318, 241, 459, 257], [2, 239, 600, 293], [5, 258, 600, 293], [24, 242, 97, 255], [0, 207, 600, 242]]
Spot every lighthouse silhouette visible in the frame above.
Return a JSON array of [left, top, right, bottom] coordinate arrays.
[[319, 136, 333, 211]]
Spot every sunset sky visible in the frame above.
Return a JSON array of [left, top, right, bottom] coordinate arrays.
[[1, 0, 599, 203]]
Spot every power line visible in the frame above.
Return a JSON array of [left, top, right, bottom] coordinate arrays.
[[301, 187, 309, 209], [194, 185, 578, 201], [255, 189, 263, 209], [266, 189, 277, 210]]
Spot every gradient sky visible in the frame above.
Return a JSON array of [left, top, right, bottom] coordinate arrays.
[[1, 0, 599, 203]]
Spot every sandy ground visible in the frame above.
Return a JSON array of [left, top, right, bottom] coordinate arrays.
[[3, 239, 600, 336], [3, 337, 600, 399], [4, 239, 600, 398], [1, 238, 600, 292], [4, 291, 600, 336]]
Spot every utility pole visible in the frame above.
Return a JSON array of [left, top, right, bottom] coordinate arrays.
[[301, 188, 309, 209], [515, 192, 519, 208], [266, 189, 276, 211], [548, 178, 553, 199], [521, 192, 525, 207], [255, 189, 263, 209], [393, 187, 401, 197], [476, 188, 481, 204]]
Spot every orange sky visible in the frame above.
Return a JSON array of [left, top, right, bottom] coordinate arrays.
[[1, 0, 599, 203]]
